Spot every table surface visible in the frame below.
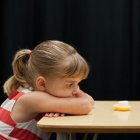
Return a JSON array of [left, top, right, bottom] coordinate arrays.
[[37, 101, 140, 133]]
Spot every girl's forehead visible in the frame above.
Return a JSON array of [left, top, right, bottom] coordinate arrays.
[[48, 76, 82, 82], [62, 77, 82, 83]]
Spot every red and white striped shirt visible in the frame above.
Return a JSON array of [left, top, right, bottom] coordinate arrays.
[[0, 88, 51, 140]]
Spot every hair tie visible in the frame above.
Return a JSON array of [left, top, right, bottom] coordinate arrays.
[[28, 51, 32, 57], [23, 51, 32, 63]]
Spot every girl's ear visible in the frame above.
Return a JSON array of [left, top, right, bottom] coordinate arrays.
[[35, 76, 46, 91]]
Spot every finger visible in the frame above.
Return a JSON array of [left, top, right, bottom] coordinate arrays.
[[53, 113, 59, 117], [44, 113, 49, 117], [48, 113, 55, 117], [60, 113, 65, 116], [45, 113, 54, 117]]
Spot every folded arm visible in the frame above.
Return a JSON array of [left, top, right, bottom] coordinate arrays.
[[20, 90, 94, 115]]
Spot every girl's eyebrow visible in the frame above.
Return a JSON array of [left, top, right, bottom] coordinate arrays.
[[65, 77, 82, 83], [65, 80, 81, 83], [65, 80, 75, 83]]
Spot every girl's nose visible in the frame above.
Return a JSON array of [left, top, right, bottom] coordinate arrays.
[[72, 85, 80, 95]]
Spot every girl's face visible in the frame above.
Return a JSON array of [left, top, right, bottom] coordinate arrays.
[[44, 77, 82, 98]]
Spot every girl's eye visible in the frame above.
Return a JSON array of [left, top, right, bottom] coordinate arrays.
[[67, 83, 73, 87]]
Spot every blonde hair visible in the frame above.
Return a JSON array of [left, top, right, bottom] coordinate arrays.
[[3, 40, 90, 95]]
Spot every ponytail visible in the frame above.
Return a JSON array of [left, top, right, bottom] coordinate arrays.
[[3, 49, 32, 96], [3, 76, 20, 95]]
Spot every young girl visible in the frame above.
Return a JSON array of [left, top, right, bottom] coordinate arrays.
[[0, 40, 94, 140]]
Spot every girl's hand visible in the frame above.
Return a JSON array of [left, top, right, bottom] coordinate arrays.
[[44, 112, 65, 117]]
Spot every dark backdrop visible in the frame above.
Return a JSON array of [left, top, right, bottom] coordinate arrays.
[[0, 0, 140, 140]]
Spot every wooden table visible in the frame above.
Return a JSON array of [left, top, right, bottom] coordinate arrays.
[[37, 101, 140, 139]]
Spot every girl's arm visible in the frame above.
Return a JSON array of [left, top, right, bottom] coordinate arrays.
[[19, 90, 94, 115]]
